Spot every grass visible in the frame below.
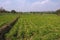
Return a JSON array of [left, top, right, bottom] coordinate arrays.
[[0, 13, 18, 27], [3, 13, 60, 40]]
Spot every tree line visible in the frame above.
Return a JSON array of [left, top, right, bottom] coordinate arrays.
[[0, 7, 16, 13], [0, 7, 60, 15]]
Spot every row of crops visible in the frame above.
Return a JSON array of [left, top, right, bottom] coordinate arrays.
[[0, 13, 18, 27], [4, 14, 60, 40]]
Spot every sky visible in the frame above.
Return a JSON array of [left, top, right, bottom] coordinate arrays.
[[0, 0, 60, 12]]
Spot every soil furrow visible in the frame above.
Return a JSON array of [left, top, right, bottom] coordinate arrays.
[[0, 16, 19, 40]]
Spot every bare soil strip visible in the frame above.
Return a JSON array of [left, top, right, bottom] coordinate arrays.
[[0, 16, 20, 40]]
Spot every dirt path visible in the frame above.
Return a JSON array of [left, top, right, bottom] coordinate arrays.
[[0, 16, 20, 40]]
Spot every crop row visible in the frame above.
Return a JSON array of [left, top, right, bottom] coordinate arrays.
[[5, 14, 60, 40]]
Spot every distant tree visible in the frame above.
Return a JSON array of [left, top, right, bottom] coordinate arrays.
[[11, 10, 16, 13], [0, 7, 6, 13], [56, 9, 60, 15], [0, 7, 12, 13]]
